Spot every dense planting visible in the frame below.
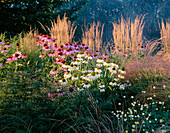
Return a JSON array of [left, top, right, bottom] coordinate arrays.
[[0, 34, 169, 133]]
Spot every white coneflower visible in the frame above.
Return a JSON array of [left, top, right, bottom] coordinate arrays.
[[77, 88, 84, 91], [77, 51, 85, 58], [95, 67, 102, 73], [64, 72, 72, 79], [83, 82, 91, 88], [85, 55, 93, 60], [118, 74, 125, 79], [100, 89, 105, 92], [98, 83, 105, 88], [107, 66, 117, 74], [59, 78, 68, 86], [62, 64, 70, 68], [109, 82, 117, 86], [72, 74, 79, 81], [103, 59, 113, 67], [96, 63, 103, 67], [96, 57, 104, 63]]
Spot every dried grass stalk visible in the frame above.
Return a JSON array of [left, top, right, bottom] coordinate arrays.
[[112, 15, 145, 55], [159, 20, 170, 54], [19, 28, 39, 54], [82, 22, 104, 52], [47, 14, 77, 44]]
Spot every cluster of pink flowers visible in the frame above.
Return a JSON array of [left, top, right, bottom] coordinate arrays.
[[6, 51, 27, 63], [0, 40, 27, 65], [36, 34, 110, 66]]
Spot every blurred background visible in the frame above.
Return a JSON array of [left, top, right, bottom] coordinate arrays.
[[0, 0, 169, 43]]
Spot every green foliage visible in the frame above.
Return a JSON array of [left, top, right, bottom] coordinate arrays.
[[0, 0, 87, 38]]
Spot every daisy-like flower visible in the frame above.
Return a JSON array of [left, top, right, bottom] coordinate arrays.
[[72, 74, 79, 81], [12, 51, 22, 58], [95, 50, 100, 55], [95, 67, 102, 73], [88, 71, 99, 81], [114, 76, 119, 81], [83, 82, 91, 88], [98, 83, 105, 88], [51, 43, 58, 50], [72, 60, 81, 65], [115, 45, 120, 50], [85, 54, 93, 60], [42, 46, 51, 51], [64, 72, 72, 79], [77, 51, 85, 58], [48, 52, 55, 57], [96, 57, 104, 63], [103, 59, 114, 67], [22, 54, 27, 59], [107, 66, 117, 74], [50, 69, 58, 74], [1, 47, 8, 53], [103, 53, 109, 58], [128, 50, 132, 53], [77, 88, 84, 91], [118, 74, 125, 79], [80, 43, 87, 48], [109, 82, 117, 86], [4, 42, 12, 47], [59, 78, 68, 86], [0, 64, 3, 67], [39, 54, 45, 58], [96, 63, 103, 67], [100, 89, 105, 92]]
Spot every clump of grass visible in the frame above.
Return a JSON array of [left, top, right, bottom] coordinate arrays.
[[112, 15, 145, 56], [159, 20, 170, 54], [44, 14, 77, 44], [82, 22, 104, 52]]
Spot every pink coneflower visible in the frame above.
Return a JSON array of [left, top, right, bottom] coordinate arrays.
[[0, 39, 4, 44], [46, 36, 54, 43], [1, 47, 8, 53], [37, 33, 43, 38], [59, 44, 64, 49], [95, 50, 100, 55], [80, 43, 87, 48], [111, 49, 115, 53], [92, 53, 99, 59], [51, 44, 58, 50], [0, 64, 3, 67], [50, 69, 58, 74], [103, 53, 109, 58], [144, 45, 147, 50], [64, 42, 71, 48], [140, 46, 144, 50], [84, 46, 91, 51], [22, 54, 27, 59], [128, 50, 132, 53], [74, 47, 80, 53], [42, 46, 51, 51], [7, 56, 15, 62], [12, 51, 22, 58], [48, 52, 55, 57], [36, 40, 42, 45], [4, 42, 12, 48], [137, 43, 141, 47], [115, 45, 120, 50], [71, 55, 78, 60], [39, 54, 45, 58]]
